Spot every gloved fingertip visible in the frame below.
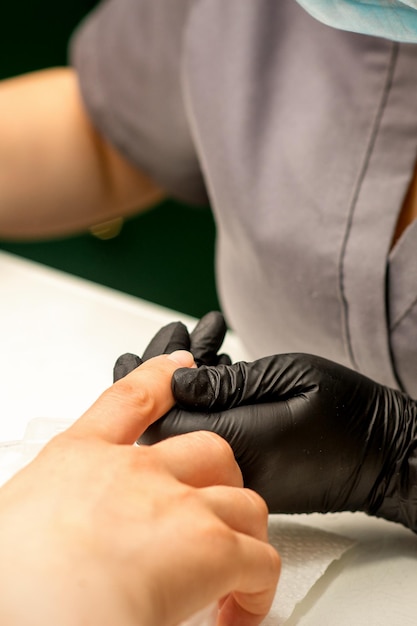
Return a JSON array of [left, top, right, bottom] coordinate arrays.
[[172, 367, 218, 411], [113, 353, 143, 382], [217, 353, 232, 366], [190, 311, 226, 340], [142, 321, 190, 361], [190, 311, 228, 365]]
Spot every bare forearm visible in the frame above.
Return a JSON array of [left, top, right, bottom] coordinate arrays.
[[0, 68, 164, 240]]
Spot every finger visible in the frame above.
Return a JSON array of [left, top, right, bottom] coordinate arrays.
[[164, 515, 279, 626], [139, 404, 282, 503], [217, 353, 232, 366], [218, 534, 280, 626], [138, 407, 229, 447], [149, 431, 243, 488], [172, 364, 238, 410], [200, 486, 269, 542], [113, 353, 143, 382], [189, 311, 228, 366], [142, 321, 190, 360], [68, 351, 195, 445], [172, 355, 302, 410]]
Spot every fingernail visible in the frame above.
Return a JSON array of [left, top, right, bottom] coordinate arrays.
[[167, 350, 195, 366]]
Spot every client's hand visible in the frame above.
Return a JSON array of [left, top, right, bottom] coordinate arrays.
[[0, 352, 280, 626], [169, 353, 417, 533]]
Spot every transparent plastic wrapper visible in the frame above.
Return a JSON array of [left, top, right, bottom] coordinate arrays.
[[0, 417, 73, 486]]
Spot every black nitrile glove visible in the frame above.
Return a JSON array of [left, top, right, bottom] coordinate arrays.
[[113, 310, 234, 454], [144, 352, 417, 533], [113, 311, 231, 381]]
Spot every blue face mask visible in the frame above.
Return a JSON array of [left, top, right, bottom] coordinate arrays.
[[295, 0, 417, 43]]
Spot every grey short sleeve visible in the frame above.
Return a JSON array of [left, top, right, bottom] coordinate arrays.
[[70, 0, 417, 397], [69, 0, 208, 205]]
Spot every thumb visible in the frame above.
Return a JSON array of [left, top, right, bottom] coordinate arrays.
[[69, 351, 195, 445], [172, 363, 248, 411], [172, 355, 308, 411]]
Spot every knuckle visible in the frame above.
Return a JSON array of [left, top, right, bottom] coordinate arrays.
[[243, 489, 270, 524], [194, 431, 241, 478], [111, 378, 156, 414], [186, 430, 232, 458], [199, 430, 234, 460], [181, 492, 240, 553], [135, 444, 167, 475], [267, 544, 282, 579], [201, 517, 238, 554]]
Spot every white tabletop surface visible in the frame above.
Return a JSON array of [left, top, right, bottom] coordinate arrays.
[[0, 249, 416, 624], [0, 249, 248, 440]]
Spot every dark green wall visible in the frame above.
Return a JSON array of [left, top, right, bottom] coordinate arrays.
[[0, 2, 220, 318]]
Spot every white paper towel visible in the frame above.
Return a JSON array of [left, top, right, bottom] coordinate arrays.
[[263, 516, 355, 625], [0, 421, 355, 626], [0, 418, 73, 487]]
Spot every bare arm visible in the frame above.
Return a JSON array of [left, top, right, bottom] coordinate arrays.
[[0, 67, 165, 240]]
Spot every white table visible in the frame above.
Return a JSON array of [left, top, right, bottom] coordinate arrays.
[[0, 249, 416, 625], [0, 250, 248, 440]]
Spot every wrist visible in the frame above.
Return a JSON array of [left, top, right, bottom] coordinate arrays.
[[366, 389, 417, 532]]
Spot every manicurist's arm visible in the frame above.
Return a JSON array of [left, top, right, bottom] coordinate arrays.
[[0, 68, 164, 239]]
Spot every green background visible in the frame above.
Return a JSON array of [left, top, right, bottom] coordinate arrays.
[[0, 1, 220, 319]]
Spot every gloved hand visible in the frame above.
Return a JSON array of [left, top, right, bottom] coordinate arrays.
[[113, 310, 231, 382], [161, 352, 417, 533], [114, 312, 417, 532]]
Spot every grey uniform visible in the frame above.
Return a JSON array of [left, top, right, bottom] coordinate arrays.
[[70, 0, 417, 397]]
